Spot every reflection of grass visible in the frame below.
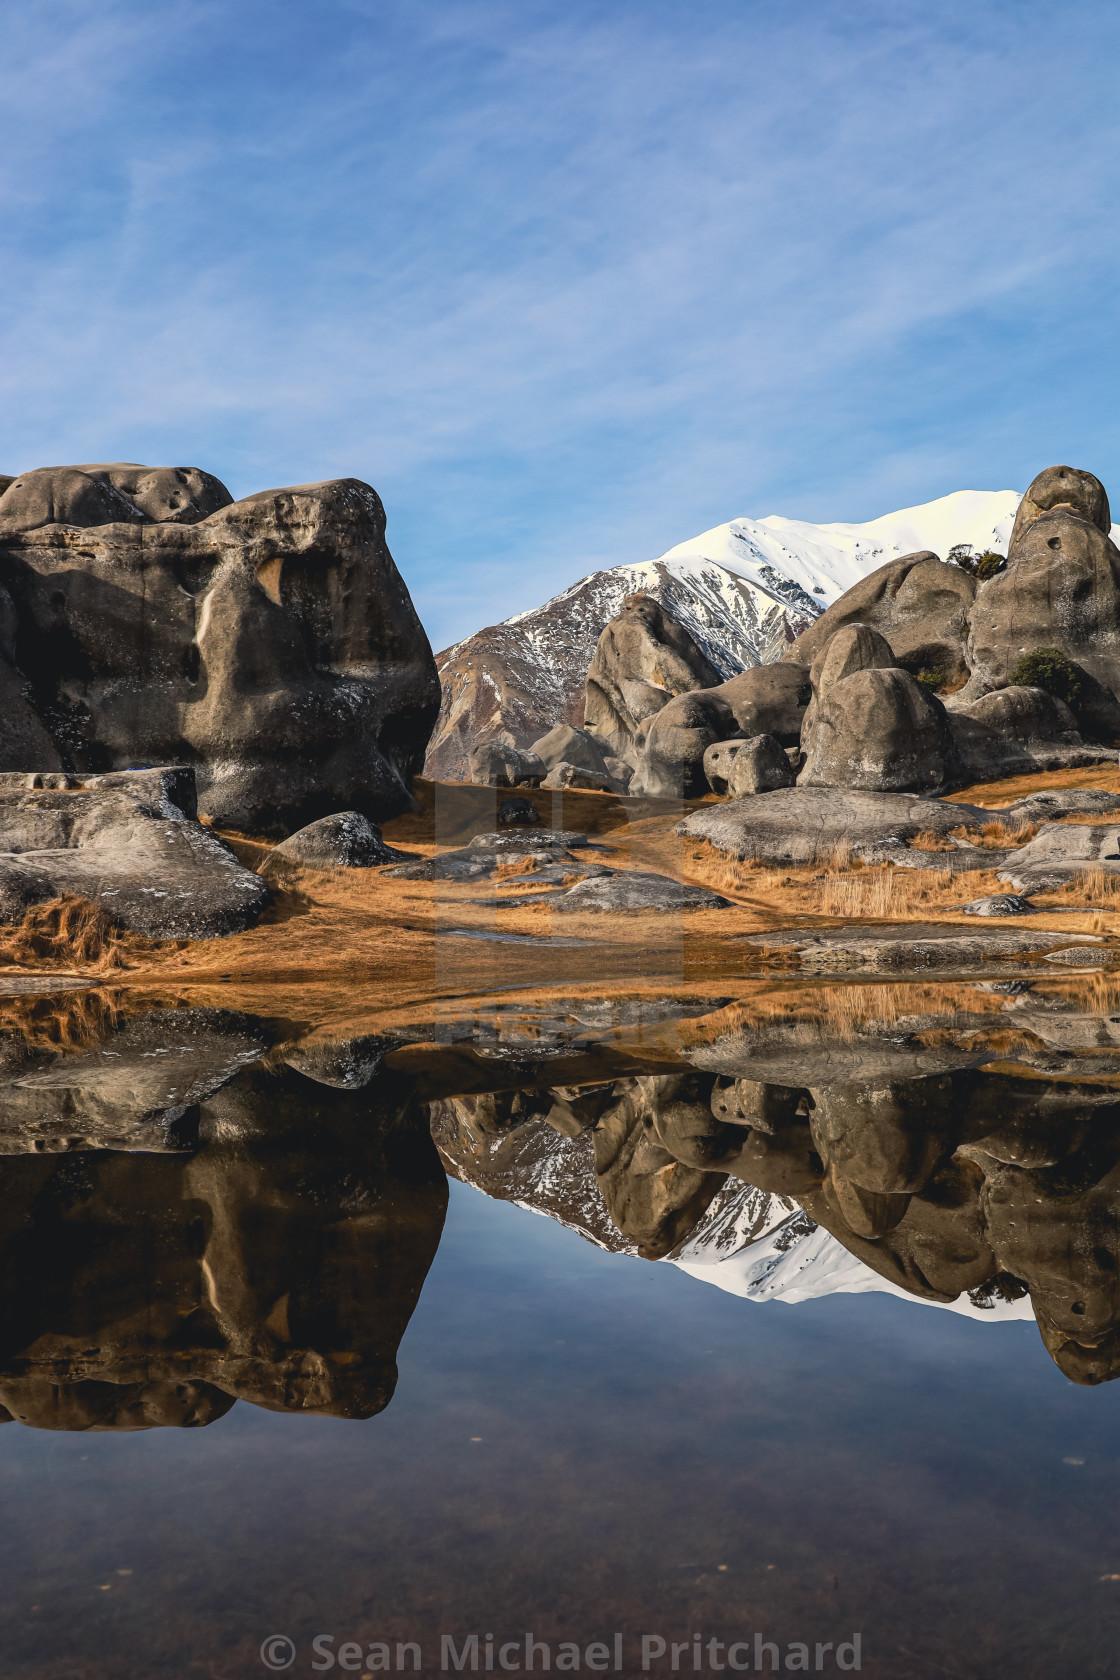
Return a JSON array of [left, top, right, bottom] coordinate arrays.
[[0, 986, 124, 1051], [0, 898, 161, 971]]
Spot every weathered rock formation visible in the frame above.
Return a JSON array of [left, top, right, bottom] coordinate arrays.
[[783, 551, 976, 686], [0, 767, 268, 937], [798, 625, 961, 794], [467, 740, 544, 787], [964, 466, 1120, 740], [0, 464, 439, 834], [270, 811, 412, 869], [584, 595, 724, 768]]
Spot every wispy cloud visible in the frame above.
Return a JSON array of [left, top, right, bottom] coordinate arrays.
[[2, 0, 1119, 647]]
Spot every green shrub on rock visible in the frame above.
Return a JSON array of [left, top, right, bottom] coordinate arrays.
[[1009, 647, 1084, 706], [915, 666, 946, 690], [976, 551, 1005, 580]]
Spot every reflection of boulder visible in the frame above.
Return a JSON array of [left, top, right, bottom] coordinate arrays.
[[0, 468, 439, 833], [0, 1062, 446, 1427], [0, 1004, 270, 1153], [593, 1077, 728, 1257], [982, 1133, 1120, 1356]]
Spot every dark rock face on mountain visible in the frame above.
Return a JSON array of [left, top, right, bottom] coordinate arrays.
[[965, 469, 1120, 740], [784, 552, 975, 686], [0, 465, 439, 834], [585, 594, 724, 767], [0, 767, 268, 937]]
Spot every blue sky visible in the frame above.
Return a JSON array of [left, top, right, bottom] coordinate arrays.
[[2, 0, 1119, 650]]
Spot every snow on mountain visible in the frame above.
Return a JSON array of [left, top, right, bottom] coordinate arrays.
[[672, 1185, 1034, 1324], [423, 487, 1025, 781]]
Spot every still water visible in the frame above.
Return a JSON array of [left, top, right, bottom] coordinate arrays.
[[0, 981, 1118, 1679]]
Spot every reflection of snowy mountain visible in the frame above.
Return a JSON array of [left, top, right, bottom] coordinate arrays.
[[673, 1184, 1034, 1324], [438, 1103, 1032, 1325], [425, 488, 1024, 779]]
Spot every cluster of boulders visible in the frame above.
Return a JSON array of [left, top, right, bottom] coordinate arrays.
[[468, 465, 1120, 799]]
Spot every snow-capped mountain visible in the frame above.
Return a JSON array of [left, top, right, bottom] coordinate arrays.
[[423, 488, 1023, 781]]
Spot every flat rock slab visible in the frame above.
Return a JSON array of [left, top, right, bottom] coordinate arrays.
[[740, 923, 1106, 973], [0, 770, 268, 938], [445, 869, 729, 913], [998, 822, 1120, 892], [679, 785, 1120, 871], [551, 873, 729, 913], [468, 829, 593, 850]]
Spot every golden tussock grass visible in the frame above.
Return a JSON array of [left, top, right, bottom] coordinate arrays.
[[1041, 866, 1120, 910], [685, 841, 987, 921], [0, 897, 164, 972]]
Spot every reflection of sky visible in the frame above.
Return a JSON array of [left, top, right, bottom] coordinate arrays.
[[2, 1180, 1118, 1677], [4, 2, 1120, 648]]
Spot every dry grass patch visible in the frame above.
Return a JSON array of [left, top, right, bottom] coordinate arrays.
[[0, 897, 166, 972]]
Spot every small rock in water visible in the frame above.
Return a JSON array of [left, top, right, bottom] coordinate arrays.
[[960, 893, 1037, 916], [498, 798, 542, 827]]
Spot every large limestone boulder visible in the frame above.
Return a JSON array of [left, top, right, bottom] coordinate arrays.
[[529, 723, 608, 774], [703, 734, 793, 796], [0, 767, 268, 937], [629, 688, 738, 797], [947, 685, 1109, 781], [467, 739, 545, 786], [1006, 462, 1111, 552], [0, 466, 440, 834], [270, 811, 411, 868], [584, 594, 723, 767], [708, 663, 811, 745], [965, 484, 1120, 740], [784, 552, 976, 686], [798, 625, 961, 793]]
